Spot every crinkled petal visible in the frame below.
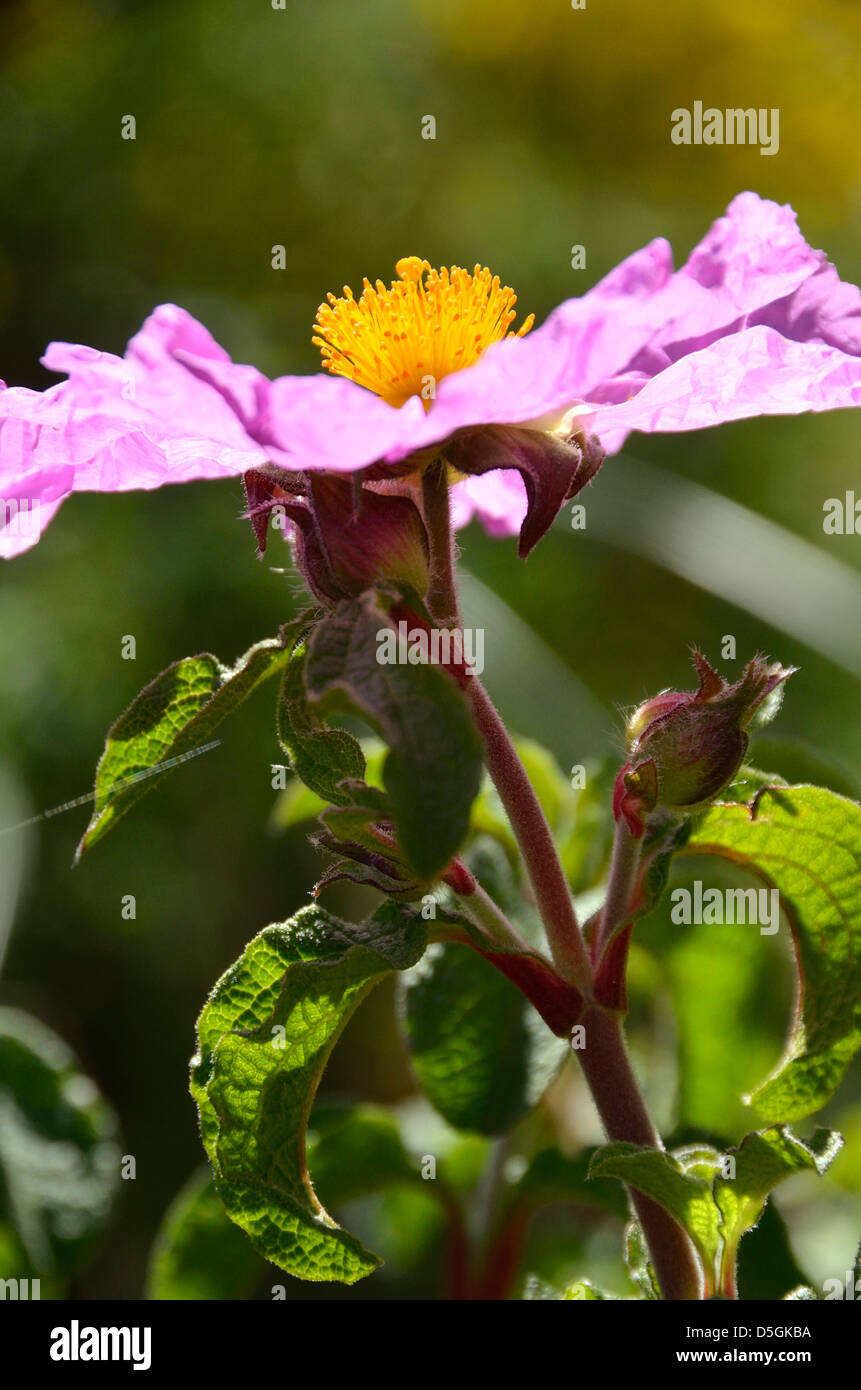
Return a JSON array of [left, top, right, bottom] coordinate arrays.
[[173, 194, 844, 467], [0, 461, 74, 557], [5, 194, 861, 558], [589, 326, 861, 441], [174, 348, 429, 472]]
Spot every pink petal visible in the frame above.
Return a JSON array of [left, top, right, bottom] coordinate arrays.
[[589, 325, 861, 441]]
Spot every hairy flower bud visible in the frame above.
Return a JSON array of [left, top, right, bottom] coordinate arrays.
[[245, 468, 430, 606], [613, 651, 795, 836]]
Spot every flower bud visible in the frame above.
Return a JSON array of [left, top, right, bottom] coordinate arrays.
[[260, 472, 430, 607], [614, 652, 794, 836]]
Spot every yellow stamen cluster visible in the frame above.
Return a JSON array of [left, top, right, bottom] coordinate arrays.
[[313, 256, 535, 410]]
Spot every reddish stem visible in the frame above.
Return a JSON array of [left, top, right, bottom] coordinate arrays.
[[467, 678, 594, 994]]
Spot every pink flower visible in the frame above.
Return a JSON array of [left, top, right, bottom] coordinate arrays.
[[2, 192, 860, 558]]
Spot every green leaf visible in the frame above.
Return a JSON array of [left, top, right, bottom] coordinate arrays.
[[271, 738, 386, 831], [277, 633, 366, 805], [190, 902, 427, 1283], [147, 1167, 266, 1301], [714, 1126, 843, 1274], [305, 592, 483, 879], [403, 942, 566, 1135], [588, 1142, 722, 1268], [624, 1220, 660, 1300], [685, 786, 861, 1121], [591, 1126, 841, 1295], [78, 633, 292, 857], [0, 1008, 120, 1282]]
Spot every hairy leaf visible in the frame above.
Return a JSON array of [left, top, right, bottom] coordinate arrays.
[[79, 633, 292, 856], [714, 1126, 843, 1272], [624, 1220, 659, 1300], [589, 1142, 722, 1268], [305, 593, 483, 879], [592, 1125, 841, 1294], [685, 786, 861, 1121], [277, 633, 365, 805], [403, 942, 567, 1135], [190, 902, 426, 1283]]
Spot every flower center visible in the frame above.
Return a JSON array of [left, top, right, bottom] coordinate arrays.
[[313, 256, 534, 410]]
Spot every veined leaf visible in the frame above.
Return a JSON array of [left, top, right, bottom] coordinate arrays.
[[403, 942, 567, 1135], [305, 592, 483, 879], [271, 738, 386, 831], [714, 1127, 843, 1274], [78, 631, 294, 856], [685, 786, 861, 1121], [591, 1125, 841, 1295], [277, 633, 365, 805], [589, 1142, 722, 1269], [190, 902, 427, 1283]]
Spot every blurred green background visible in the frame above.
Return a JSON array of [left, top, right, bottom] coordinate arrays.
[[0, 0, 859, 1299]]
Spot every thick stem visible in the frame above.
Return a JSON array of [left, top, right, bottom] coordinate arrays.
[[592, 817, 641, 1010], [468, 682, 702, 1298], [421, 458, 459, 625], [593, 817, 640, 962], [577, 1006, 704, 1300], [467, 678, 593, 995], [419, 463, 702, 1299]]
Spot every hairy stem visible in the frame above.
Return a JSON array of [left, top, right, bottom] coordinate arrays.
[[421, 466, 702, 1298], [593, 817, 640, 962], [577, 1006, 704, 1300], [421, 458, 460, 625], [467, 678, 593, 994]]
